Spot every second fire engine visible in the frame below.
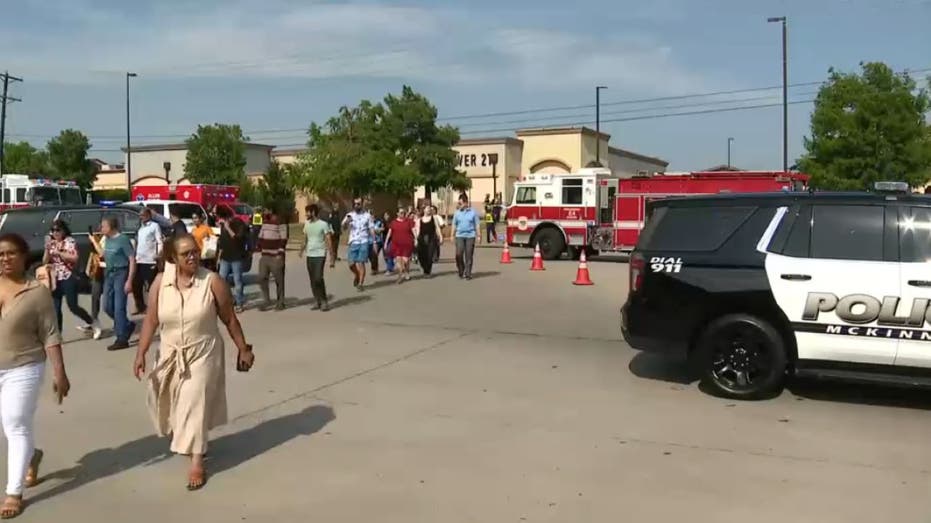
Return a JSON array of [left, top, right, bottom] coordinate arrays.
[[506, 167, 809, 260]]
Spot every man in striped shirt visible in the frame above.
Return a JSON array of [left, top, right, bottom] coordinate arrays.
[[257, 211, 288, 311]]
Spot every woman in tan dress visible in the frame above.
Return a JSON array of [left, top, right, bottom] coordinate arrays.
[[133, 234, 254, 490]]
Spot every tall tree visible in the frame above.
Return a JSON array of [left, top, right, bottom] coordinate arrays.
[[47, 129, 94, 188], [2, 141, 49, 175], [799, 62, 931, 190], [256, 161, 296, 220], [293, 86, 468, 201], [383, 86, 469, 194], [185, 124, 248, 185]]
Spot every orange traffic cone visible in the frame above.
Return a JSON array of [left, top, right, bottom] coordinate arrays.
[[500, 241, 513, 264], [530, 243, 545, 271], [572, 249, 594, 285]]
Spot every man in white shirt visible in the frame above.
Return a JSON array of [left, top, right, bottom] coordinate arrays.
[[132, 208, 163, 314], [341, 198, 375, 291]]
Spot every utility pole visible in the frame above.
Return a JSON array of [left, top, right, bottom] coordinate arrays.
[[727, 137, 734, 169], [0, 71, 24, 175], [125, 72, 137, 191], [767, 16, 788, 173], [595, 86, 607, 167]]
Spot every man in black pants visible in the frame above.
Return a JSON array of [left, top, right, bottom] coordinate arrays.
[[327, 205, 342, 261], [299, 204, 336, 311], [131, 208, 162, 314]]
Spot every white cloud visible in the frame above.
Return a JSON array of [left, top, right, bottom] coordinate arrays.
[[1, 0, 721, 94]]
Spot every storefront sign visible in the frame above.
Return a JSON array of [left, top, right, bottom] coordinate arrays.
[[457, 153, 499, 168]]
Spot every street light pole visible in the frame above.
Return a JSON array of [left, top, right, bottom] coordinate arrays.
[[595, 86, 607, 167], [767, 16, 788, 173], [727, 137, 734, 169], [125, 72, 137, 192]]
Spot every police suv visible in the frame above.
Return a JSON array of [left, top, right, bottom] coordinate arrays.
[[622, 182, 931, 399]]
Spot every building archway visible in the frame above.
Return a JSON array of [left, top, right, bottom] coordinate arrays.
[[132, 176, 169, 187], [529, 158, 571, 174]]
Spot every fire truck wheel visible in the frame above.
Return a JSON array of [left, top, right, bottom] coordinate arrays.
[[534, 228, 565, 260]]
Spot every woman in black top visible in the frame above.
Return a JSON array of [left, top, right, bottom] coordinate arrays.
[[415, 206, 443, 277]]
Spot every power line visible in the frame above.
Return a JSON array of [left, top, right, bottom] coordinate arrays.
[[0, 71, 24, 174], [8, 65, 930, 144], [459, 98, 817, 136], [86, 98, 819, 151]]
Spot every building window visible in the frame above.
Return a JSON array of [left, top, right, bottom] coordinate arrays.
[[515, 187, 536, 205], [562, 178, 583, 205]]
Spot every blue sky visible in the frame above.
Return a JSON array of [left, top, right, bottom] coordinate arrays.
[[1, 0, 929, 170]]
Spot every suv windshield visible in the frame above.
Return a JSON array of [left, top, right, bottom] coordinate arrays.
[[168, 203, 203, 220]]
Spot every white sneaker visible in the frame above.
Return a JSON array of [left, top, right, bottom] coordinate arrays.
[[92, 321, 103, 340]]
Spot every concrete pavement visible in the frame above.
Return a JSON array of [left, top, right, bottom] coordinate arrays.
[[10, 247, 931, 522]]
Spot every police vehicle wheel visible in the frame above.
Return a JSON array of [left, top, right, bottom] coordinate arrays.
[[535, 228, 565, 260], [695, 314, 787, 400]]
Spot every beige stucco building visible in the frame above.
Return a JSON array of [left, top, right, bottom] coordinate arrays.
[[419, 126, 667, 214], [112, 142, 274, 187]]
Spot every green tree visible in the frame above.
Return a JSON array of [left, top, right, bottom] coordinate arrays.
[[293, 86, 469, 201], [238, 175, 262, 206], [799, 62, 931, 190], [383, 86, 470, 194], [47, 129, 94, 189], [2, 141, 49, 175], [185, 124, 248, 185], [255, 161, 295, 220]]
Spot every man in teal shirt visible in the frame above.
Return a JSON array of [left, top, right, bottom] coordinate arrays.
[[452, 194, 481, 280], [100, 216, 136, 350], [298, 204, 335, 311]]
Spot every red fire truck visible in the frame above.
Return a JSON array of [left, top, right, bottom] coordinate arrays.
[[130, 184, 253, 224], [505, 168, 809, 259], [0, 174, 84, 211]]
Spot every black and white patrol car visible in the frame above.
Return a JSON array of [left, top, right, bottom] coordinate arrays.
[[622, 182, 931, 399]]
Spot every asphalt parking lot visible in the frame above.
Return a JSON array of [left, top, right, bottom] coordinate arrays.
[[11, 246, 931, 522]]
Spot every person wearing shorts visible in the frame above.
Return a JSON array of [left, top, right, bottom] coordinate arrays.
[[341, 198, 375, 291]]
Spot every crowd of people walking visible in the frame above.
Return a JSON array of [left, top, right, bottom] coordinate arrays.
[[0, 191, 489, 517]]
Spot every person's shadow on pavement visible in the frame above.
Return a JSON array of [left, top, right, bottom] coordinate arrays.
[[29, 404, 336, 506]]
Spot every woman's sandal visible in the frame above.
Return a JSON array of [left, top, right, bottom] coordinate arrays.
[[0, 496, 23, 520], [187, 469, 207, 491], [24, 449, 43, 488]]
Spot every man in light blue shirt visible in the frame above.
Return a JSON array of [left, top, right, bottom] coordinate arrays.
[[452, 194, 481, 280], [131, 208, 162, 315]]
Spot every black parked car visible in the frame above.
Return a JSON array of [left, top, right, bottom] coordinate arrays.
[[0, 205, 141, 288]]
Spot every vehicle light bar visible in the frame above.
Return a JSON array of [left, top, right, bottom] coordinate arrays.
[[873, 181, 909, 193]]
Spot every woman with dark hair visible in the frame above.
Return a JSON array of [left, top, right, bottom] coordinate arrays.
[[43, 219, 98, 337], [0, 232, 70, 518], [134, 233, 254, 490]]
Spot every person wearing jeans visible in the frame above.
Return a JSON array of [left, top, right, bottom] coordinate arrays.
[[299, 204, 335, 311], [452, 195, 481, 280], [101, 216, 136, 351], [0, 232, 71, 519], [43, 219, 98, 337], [217, 213, 248, 312]]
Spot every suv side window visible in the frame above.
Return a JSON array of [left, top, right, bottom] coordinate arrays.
[[809, 204, 884, 261], [643, 205, 756, 252], [899, 206, 931, 263], [117, 209, 141, 233], [59, 210, 103, 236]]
